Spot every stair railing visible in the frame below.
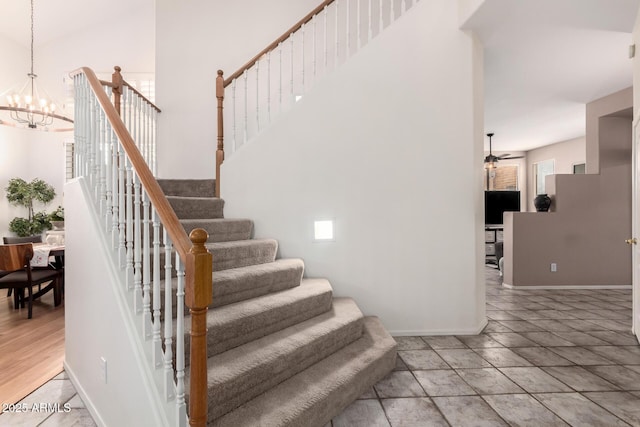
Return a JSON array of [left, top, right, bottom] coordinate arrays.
[[215, 0, 419, 196], [72, 66, 212, 427]]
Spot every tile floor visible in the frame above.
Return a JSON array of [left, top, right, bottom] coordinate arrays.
[[3, 266, 639, 426]]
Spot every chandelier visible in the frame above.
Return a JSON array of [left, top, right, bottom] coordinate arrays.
[[0, 0, 73, 131]]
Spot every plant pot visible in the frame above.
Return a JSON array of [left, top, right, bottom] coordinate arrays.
[[51, 221, 65, 230], [534, 194, 551, 212]]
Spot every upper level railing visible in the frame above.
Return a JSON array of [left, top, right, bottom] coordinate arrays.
[[215, 0, 419, 196], [71, 66, 212, 427]]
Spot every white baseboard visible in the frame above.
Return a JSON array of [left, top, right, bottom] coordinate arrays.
[[502, 282, 631, 290], [390, 318, 488, 337], [64, 362, 107, 427]]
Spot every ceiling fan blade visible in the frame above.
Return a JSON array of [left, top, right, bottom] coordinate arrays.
[[503, 155, 524, 160], [497, 154, 511, 159]]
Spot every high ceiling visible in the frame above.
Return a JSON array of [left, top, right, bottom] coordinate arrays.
[[463, 0, 639, 152], [0, 0, 638, 153]]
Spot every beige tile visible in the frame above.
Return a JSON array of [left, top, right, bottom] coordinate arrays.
[[541, 366, 620, 392], [498, 367, 572, 393], [456, 335, 503, 348], [520, 332, 575, 347], [373, 371, 425, 398], [413, 369, 476, 397], [488, 333, 539, 348], [332, 399, 390, 427], [456, 368, 523, 395], [473, 348, 532, 367], [38, 408, 97, 427], [420, 336, 466, 349], [534, 392, 629, 426], [393, 336, 430, 351], [585, 365, 640, 390], [586, 331, 640, 346], [381, 398, 448, 427], [496, 320, 544, 332], [584, 391, 640, 425], [482, 394, 568, 427], [586, 346, 640, 365], [551, 331, 610, 346], [432, 396, 509, 426], [435, 349, 492, 369], [398, 350, 449, 370], [547, 347, 614, 365], [511, 347, 574, 366]]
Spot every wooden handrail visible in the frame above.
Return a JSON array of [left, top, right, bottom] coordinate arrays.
[[71, 66, 211, 427], [223, 0, 336, 86], [97, 66, 161, 115]]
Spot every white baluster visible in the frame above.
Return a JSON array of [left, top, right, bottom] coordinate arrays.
[[125, 158, 134, 289], [357, 0, 362, 49], [111, 129, 120, 250], [232, 79, 237, 154], [243, 70, 248, 145], [256, 60, 260, 132], [118, 143, 127, 268], [368, 0, 373, 41], [267, 51, 271, 124], [380, 0, 384, 33], [278, 43, 283, 113], [312, 17, 317, 80], [163, 231, 175, 401], [290, 33, 295, 99], [346, 0, 351, 57], [98, 106, 106, 217], [301, 23, 306, 90], [104, 121, 113, 234], [175, 255, 187, 423], [142, 190, 152, 339], [335, 0, 339, 68], [133, 174, 143, 310], [152, 208, 163, 366], [324, 6, 328, 69]]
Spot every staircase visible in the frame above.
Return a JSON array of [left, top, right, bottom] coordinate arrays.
[[158, 178, 396, 426]]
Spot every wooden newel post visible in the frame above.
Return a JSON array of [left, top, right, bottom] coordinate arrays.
[[186, 228, 213, 427], [112, 65, 123, 116], [215, 70, 225, 198]]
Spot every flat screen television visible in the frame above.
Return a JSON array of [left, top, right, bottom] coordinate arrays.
[[485, 191, 520, 225]]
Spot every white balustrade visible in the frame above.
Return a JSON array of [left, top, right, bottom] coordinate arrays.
[[73, 72, 186, 427], [223, 0, 419, 154]]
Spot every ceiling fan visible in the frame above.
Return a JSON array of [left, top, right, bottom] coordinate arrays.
[[484, 133, 523, 168]]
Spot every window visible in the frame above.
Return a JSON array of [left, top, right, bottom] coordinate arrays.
[[573, 163, 585, 174], [484, 165, 518, 191], [534, 159, 554, 194]]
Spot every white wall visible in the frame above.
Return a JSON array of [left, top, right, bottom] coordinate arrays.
[[65, 178, 168, 427], [525, 136, 586, 211], [155, 0, 320, 178], [222, 0, 486, 335]]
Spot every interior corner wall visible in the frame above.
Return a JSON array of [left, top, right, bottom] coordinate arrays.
[[525, 136, 586, 212], [222, 0, 485, 335], [504, 89, 632, 288], [155, 0, 320, 179]]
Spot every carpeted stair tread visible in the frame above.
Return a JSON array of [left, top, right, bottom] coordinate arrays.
[[212, 258, 305, 307], [167, 195, 224, 219], [157, 179, 215, 197], [200, 278, 334, 356], [196, 297, 365, 421], [207, 239, 278, 271], [209, 316, 396, 427], [180, 218, 253, 243]]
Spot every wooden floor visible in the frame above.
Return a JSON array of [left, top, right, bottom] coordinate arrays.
[[0, 289, 65, 405]]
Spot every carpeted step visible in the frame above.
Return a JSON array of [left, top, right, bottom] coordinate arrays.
[[157, 179, 215, 198], [167, 196, 224, 219], [180, 218, 253, 243], [212, 258, 304, 308], [197, 278, 334, 357], [191, 297, 366, 422], [209, 316, 396, 427], [159, 259, 305, 316], [207, 239, 278, 271]]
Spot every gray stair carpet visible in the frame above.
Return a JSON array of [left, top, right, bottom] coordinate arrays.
[[160, 179, 396, 425]]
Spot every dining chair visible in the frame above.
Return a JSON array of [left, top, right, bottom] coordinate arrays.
[[3, 236, 44, 298], [0, 243, 62, 319]]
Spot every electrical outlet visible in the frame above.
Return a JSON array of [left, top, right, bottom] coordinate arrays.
[[550, 263, 557, 272], [100, 357, 107, 384]]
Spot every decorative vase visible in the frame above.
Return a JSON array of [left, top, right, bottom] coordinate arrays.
[[51, 221, 65, 230], [534, 194, 551, 212]]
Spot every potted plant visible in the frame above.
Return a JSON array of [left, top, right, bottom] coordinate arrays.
[[49, 205, 65, 230], [5, 177, 56, 237]]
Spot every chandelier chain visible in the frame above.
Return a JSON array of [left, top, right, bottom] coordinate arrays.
[[30, 0, 34, 77]]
